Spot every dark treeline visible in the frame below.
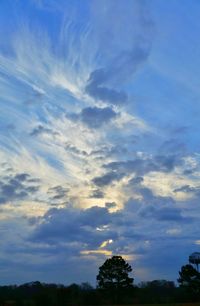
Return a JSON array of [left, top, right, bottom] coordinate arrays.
[[0, 279, 200, 306]]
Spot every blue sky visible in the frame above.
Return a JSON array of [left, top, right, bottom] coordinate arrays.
[[0, 0, 200, 285]]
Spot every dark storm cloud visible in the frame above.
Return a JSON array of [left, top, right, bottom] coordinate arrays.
[[80, 106, 117, 128], [0, 173, 40, 204]]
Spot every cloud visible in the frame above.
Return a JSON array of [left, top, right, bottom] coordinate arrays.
[[139, 205, 192, 222], [92, 171, 124, 187], [30, 125, 59, 137], [90, 144, 128, 160], [47, 185, 69, 201], [105, 202, 117, 209], [5, 181, 200, 285], [128, 176, 144, 185], [0, 172, 40, 204], [85, 0, 154, 105], [85, 69, 128, 105], [154, 155, 181, 172], [90, 189, 104, 199], [159, 138, 187, 155], [104, 154, 182, 176], [85, 44, 152, 106], [80, 106, 117, 129], [30, 206, 117, 248], [174, 184, 200, 193], [31, 186, 194, 251], [65, 142, 88, 157]]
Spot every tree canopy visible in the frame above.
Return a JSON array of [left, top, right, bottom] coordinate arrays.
[[178, 264, 200, 293], [96, 255, 134, 289]]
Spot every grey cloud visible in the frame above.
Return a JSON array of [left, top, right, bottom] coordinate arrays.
[[26, 185, 39, 193], [183, 169, 196, 175], [156, 207, 190, 222], [172, 126, 189, 135], [30, 206, 117, 248], [123, 198, 142, 215], [174, 185, 200, 196], [85, 46, 151, 106], [67, 106, 118, 129], [159, 139, 186, 155], [0, 173, 40, 204], [90, 144, 127, 160], [103, 159, 152, 175], [80, 106, 117, 128], [90, 189, 104, 199], [104, 154, 181, 177], [85, 0, 154, 105], [105, 202, 117, 209], [92, 171, 124, 187], [154, 155, 181, 172], [47, 185, 69, 201], [26, 185, 200, 284], [65, 142, 88, 157], [92, 154, 174, 188], [124, 187, 193, 223], [139, 205, 187, 222], [30, 124, 59, 136], [122, 188, 186, 223], [85, 69, 128, 105], [128, 176, 144, 185], [139, 187, 175, 207], [80, 206, 111, 227], [14, 173, 30, 181], [174, 185, 198, 193]]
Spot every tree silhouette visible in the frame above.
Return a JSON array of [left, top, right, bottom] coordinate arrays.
[[189, 252, 200, 272], [178, 264, 200, 293], [96, 255, 134, 289]]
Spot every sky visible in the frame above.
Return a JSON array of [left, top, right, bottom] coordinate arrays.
[[0, 0, 200, 286]]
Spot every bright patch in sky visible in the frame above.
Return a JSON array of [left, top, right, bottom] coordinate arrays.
[[0, 0, 200, 285]]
